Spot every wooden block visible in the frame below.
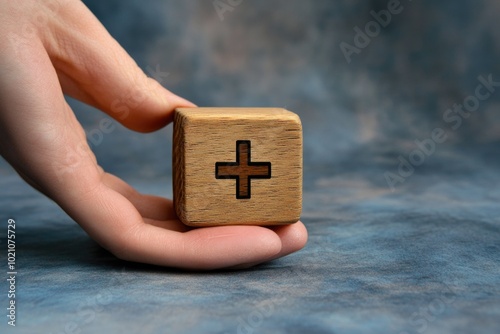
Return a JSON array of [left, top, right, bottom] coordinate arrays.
[[173, 108, 302, 227]]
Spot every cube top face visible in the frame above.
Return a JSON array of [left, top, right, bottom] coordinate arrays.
[[173, 108, 302, 227]]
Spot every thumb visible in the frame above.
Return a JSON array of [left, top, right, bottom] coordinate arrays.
[[45, 0, 194, 132]]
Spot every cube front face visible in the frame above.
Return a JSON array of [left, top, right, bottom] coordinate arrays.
[[173, 108, 302, 227]]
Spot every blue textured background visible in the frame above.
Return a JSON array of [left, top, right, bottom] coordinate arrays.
[[1, 0, 500, 333]]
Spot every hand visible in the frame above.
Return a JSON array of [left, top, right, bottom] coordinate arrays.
[[0, 0, 307, 269]]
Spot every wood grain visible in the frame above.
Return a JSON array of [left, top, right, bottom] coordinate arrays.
[[173, 108, 302, 226]]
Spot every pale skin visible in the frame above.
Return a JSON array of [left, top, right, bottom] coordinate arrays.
[[0, 0, 307, 270]]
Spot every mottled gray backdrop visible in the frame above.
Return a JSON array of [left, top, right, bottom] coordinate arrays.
[[76, 0, 500, 180]]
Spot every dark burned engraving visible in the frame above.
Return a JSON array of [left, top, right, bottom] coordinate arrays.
[[215, 140, 271, 199]]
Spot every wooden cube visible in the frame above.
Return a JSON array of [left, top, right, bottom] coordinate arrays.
[[173, 108, 302, 227]]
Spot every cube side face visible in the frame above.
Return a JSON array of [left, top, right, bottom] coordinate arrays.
[[172, 112, 187, 223], [174, 108, 302, 227]]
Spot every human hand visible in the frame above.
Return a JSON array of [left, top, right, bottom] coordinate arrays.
[[0, 0, 307, 269]]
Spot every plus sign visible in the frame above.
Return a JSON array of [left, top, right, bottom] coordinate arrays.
[[215, 140, 272, 199]]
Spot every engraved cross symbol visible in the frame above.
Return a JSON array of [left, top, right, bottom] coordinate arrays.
[[215, 140, 271, 199]]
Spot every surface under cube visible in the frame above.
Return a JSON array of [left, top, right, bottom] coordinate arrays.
[[173, 108, 302, 226]]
